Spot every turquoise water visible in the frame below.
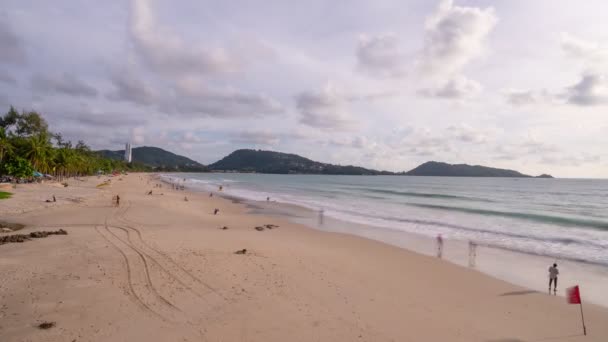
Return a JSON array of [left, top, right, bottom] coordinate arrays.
[[164, 174, 608, 266]]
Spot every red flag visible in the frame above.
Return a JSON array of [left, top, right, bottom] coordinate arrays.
[[567, 285, 581, 304]]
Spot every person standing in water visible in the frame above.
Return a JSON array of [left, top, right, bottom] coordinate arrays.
[[548, 263, 559, 294], [436, 234, 444, 259]]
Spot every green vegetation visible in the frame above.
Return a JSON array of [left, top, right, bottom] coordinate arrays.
[[0, 191, 12, 199], [404, 161, 553, 178], [97, 146, 207, 171], [0, 106, 148, 180], [208, 149, 393, 175]]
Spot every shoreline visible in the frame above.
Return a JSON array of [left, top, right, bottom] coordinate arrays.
[[163, 174, 608, 309], [1, 173, 607, 341]]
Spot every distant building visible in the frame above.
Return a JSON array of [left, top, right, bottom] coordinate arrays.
[[124, 143, 132, 163]]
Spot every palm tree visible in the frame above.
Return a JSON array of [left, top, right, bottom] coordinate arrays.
[[0, 127, 14, 164], [24, 132, 53, 173]]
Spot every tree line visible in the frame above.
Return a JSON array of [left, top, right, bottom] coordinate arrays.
[[0, 107, 148, 180]]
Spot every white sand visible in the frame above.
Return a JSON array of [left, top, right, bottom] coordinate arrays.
[[1, 174, 606, 341]]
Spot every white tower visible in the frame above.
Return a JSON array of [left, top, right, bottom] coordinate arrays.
[[124, 143, 132, 163]]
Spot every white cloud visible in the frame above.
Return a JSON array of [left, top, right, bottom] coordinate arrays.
[[417, 0, 496, 99], [31, 72, 98, 98], [356, 33, 406, 78], [419, 0, 497, 77]]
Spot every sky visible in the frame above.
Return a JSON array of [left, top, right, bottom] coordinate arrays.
[[1, 0, 607, 178]]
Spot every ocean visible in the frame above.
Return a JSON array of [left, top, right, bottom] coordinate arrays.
[[162, 173, 608, 306]]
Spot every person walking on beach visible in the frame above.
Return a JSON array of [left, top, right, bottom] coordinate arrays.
[[318, 208, 324, 226], [548, 263, 559, 294], [116, 195, 120, 207], [436, 234, 444, 259]]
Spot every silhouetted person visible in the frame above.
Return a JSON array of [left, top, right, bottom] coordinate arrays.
[[209, 193, 213, 197], [468, 240, 477, 267], [318, 208, 324, 226], [116, 195, 120, 207], [52, 195, 56, 202], [214, 208, 219, 215], [436, 234, 444, 259], [184, 196, 188, 202], [548, 263, 559, 294]]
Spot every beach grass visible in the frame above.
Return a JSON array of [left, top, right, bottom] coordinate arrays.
[[0, 191, 12, 200]]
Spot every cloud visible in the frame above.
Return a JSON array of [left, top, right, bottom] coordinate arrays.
[[131, 126, 145, 144], [419, 75, 481, 99], [417, 0, 496, 99], [447, 124, 486, 143], [505, 89, 540, 106], [557, 34, 608, 106], [31, 72, 98, 98], [560, 33, 608, 65], [0, 69, 17, 85], [356, 33, 406, 78], [0, 15, 26, 65], [296, 84, 356, 130], [562, 72, 608, 106], [419, 0, 497, 77], [130, 0, 239, 77], [232, 131, 280, 145], [171, 78, 284, 118], [106, 70, 158, 106]]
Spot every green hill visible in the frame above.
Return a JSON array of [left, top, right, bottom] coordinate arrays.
[[96, 146, 206, 171], [208, 149, 391, 175], [404, 161, 551, 178]]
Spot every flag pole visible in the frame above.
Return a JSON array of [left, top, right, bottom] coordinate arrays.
[[579, 300, 587, 336]]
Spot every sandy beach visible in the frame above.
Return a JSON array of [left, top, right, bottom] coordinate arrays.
[[1, 174, 607, 342]]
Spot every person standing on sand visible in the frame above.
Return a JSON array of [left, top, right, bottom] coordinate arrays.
[[468, 240, 477, 267], [548, 263, 559, 294], [436, 234, 444, 259], [116, 195, 120, 207]]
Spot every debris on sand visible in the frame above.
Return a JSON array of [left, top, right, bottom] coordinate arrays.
[[0, 229, 68, 246], [254, 226, 264, 231], [235, 249, 247, 255], [38, 321, 56, 329], [220, 226, 229, 230], [264, 224, 279, 229]]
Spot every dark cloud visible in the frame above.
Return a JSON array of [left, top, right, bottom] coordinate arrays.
[[0, 69, 17, 85], [356, 33, 406, 78], [31, 72, 98, 98], [231, 131, 280, 145], [106, 71, 157, 106], [296, 86, 355, 130], [562, 73, 608, 106], [419, 76, 481, 99], [505, 89, 539, 106], [171, 80, 284, 118], [0, 16, 26, 65], [130, 0, 239, 77]]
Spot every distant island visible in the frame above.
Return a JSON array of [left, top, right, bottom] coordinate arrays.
[[94, 147, 553, 178], [404, 161, 553, 178]]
